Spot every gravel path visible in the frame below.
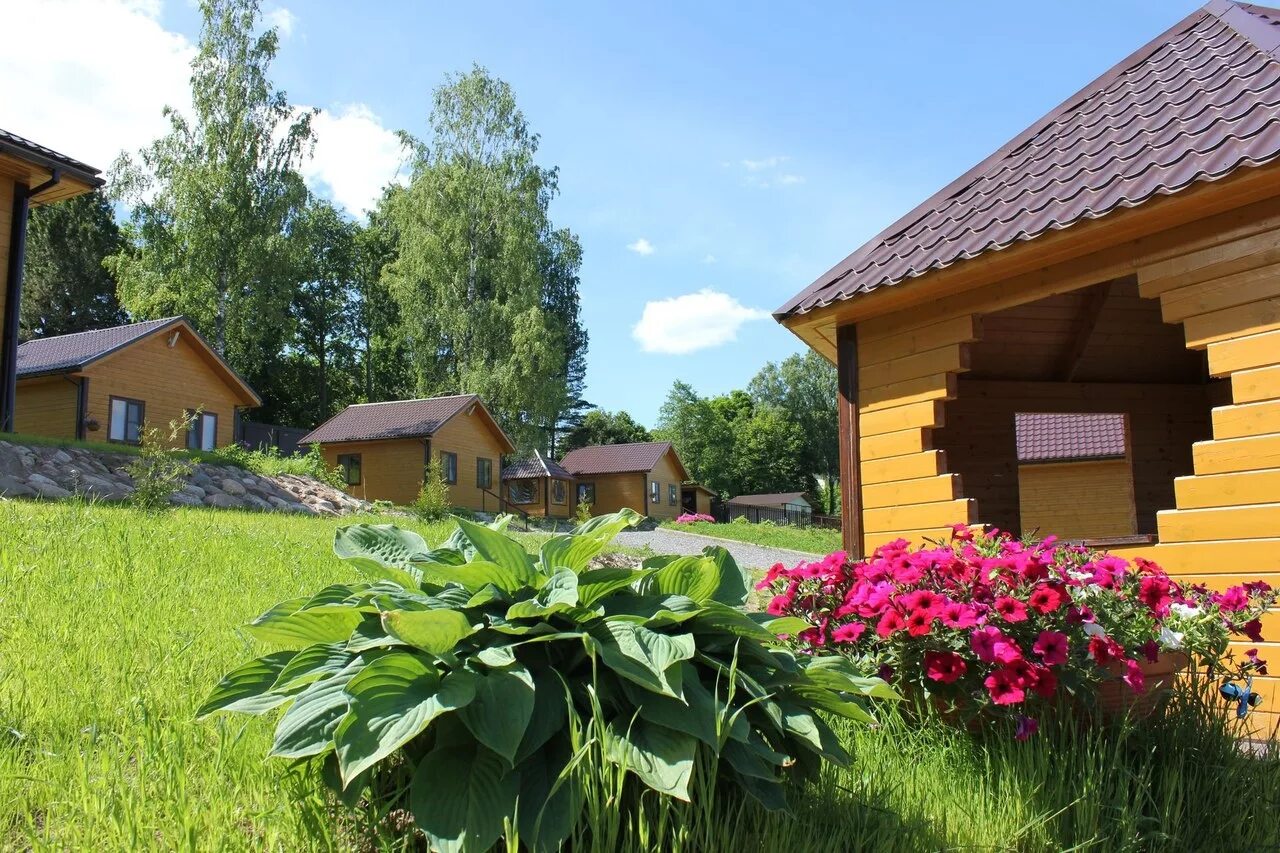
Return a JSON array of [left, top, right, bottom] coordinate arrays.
[[613, 528, 819, 571]]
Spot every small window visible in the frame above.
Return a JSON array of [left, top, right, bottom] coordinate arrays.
[[577, 482, 596, 505], [508, 480, 536, 505], [185, 410, 218, 452], [668, 484, 677, 505], [108, 397, 144, 444], [476, 457, 493, 489], [337, 453, 362, 486], [552, 479, 567, 505], [440, 451, 458, 484], [651, 480, 659, 503]]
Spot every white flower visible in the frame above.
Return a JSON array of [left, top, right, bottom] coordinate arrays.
[[1170, 603, 1201, 619], [1083, 622, 1106, 638], [1160, 626, 1185, 650], [1068, 570, 1092, 582]]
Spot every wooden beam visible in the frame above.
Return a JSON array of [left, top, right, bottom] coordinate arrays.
[[836, 323, 863, 558], [1055, 280, 1113, 381]]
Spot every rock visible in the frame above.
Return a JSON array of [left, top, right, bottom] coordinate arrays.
[[286, 502, 316, 514], [27, 473, 71, 499], [190, 471, 215, 491], [204, 493, 244, 509], [0, 474, 35, 497], [310, 499, 337, 514], [220, 478, 247, 496], [243, 494, 271, 511], [50, 449, 72, 465], [169, 491, 204, 507], [181, 483, 206, 499], [266, 495, 289, 508]]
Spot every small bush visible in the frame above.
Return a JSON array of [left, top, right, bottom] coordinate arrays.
[[675, 512, 715, 524], [201, 509, 896, 851], [212, 443, 344, 489], [410, 456, 452, 520], [127, 414, 197, 511], [573, 499, 593, 526]]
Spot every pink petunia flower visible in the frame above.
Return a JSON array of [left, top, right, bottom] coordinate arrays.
[[904, 608, 934, 637], [984, 668, 1026, 705], [923, 650, 967, 684], [1238, 618, 1265, 643], [1245, 648, 1269, 675], [1032, 630, 1069, 666], [1217, 586, 1249, 613], [876, 609, 906, 638], [951, 523, 974, 542], [831, 622, 867, 644], [1027, 584, 1065, 614], [993, 596, 1029, 623], [939, 600, 979, 630], [1122, 658, 1146, 694], [1015, 715, 1039, 741]]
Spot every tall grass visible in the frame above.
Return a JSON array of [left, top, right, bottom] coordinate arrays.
[[1, 499, 1276, 850]]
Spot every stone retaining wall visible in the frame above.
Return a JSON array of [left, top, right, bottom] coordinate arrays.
[[0, 439, 373, 515]]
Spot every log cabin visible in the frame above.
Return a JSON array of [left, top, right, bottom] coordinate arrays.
[[501, 451, 576, 520], [775, 0, 1280, 731], [681, 482, 717, 517], [15, 316, 260, 448], [559, 441, 690, 520], [302, 395, 515, 509], [0, 128, 105, 433]]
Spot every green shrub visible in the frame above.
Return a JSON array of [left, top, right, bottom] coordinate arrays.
[[126, 415, 197, 511], [574, 499, 593, 526], [211, 442, 344, 489], [200, 509, 896, 851], [410, 456, 452, 520]]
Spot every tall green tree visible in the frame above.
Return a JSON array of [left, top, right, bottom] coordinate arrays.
[[748, 351, 839, 512], [352, 196, 413, 406], [730, 404, 805, 496], [654, 381, 735, 495], [561, 409, 652, 454], [20, 190, 126, 340], [387, 66, 586, 452], [108, 0, 312, 395]]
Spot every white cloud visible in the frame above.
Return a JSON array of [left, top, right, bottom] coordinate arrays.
[[263, 6, 297, 38], [627, 237, 655, 256], [632, 288, 770, 355], [739, 154, 803, 189], [742, 155, 787, 171], [777, 174, 805, 186], [0, 0, 195, 177], [301, 103, 410, 216]]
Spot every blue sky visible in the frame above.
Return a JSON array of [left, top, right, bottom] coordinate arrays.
[[10, 0, 1205, 426]]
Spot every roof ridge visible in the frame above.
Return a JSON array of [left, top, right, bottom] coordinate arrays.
[[348, 394, 476, 407]]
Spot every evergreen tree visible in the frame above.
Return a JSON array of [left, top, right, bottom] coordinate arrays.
[[561, 409, 652, 454]]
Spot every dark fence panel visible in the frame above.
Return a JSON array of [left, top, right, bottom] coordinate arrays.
[[237, 421, 311, 456], [726, 504, 816, 527]]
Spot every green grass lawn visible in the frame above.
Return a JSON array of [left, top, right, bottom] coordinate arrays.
[[2, 499, 1276, 850], [661, 519, 844, 556]]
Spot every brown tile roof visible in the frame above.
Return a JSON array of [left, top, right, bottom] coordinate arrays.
[[727, 492, 811, 508], [17, 317, 182, 376], [301, 395, 482, 444], [0, 127, 103, 186], [1014, 412, 1129, 463], [502, 451, 574, 481], [777, 1, 1280, 319], [559, 441, 681, 476]]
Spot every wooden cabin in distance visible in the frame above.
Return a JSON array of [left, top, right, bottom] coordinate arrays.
[[501, 451, 576, 520], [0, 128, 104, 434], [776, 1, 1280, 730], [301, 395, 515, 509], [14, 317, 260, 448], [558, 441, 690, 520]]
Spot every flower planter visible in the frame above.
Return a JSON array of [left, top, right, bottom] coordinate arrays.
[[1094, 651, 1188, 719]]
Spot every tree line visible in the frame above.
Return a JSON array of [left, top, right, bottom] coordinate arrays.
[[22, 0, 586, 454]]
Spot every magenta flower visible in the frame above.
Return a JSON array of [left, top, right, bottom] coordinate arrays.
[[1122, 658, 1146, 694], [923, 650, 967, 683], [1032, 630, 1069, 666], [939, 600, 979, 629], [831, 622, 867, 644], [1027, 584, 1065, 614], [984, 668, 1026, 705], [993, 596, 1029, 623], [876, 609, 906, 638], [1015, 715, 1039, 741]]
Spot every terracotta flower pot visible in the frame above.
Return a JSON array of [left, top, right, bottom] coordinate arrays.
[[1094, 651, 1189, 719]]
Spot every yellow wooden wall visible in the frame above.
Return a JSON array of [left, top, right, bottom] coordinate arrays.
[[431, 408, 510, 511], [506, 477, 576, 519], [582, 472, 648, 517], [1017, 459, 1137, 540], [81, 329, 247, 448], [694, 490, 713, 515], [321, 438, 427, 506], [14, 376, 78, 437], [647, 449, 685, 521]]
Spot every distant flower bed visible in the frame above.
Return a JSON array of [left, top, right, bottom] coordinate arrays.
[[675, 512, 716, 524], [759, 524, 1275, 738]]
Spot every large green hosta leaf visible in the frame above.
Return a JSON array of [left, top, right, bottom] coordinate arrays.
[[382, 609, 476, 655], [457, 662, 535, 765], [429, 560, 538, 595], [271, 659, 368, 759], [702, 546, 751, 607], [515, 734, 582, 853], [410, 739, 520, 853], [505, 569, 579, 620], [576, 567, 655, 606], [333, 524, 429, 589], [593, 621, 695, 698], [245, 599, 364, 648], [272, 643, 356, 693], [197, 650, 296, 717], [334, 653, 477, 782], [622, 662, 720, 748], [648, 555, 721, 602], [604, 718, 697, 800], [539, 508, 642, 573], [453, 517, 538, 584]]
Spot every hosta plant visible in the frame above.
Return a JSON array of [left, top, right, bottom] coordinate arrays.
[[200, 509, 896, 851]]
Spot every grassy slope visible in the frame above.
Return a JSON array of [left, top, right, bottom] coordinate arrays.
[[2, 500, 1277, 850], [660, 519, 843, 557]]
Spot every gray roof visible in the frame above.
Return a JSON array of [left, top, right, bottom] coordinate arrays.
[[777, 1, 1280, 318], [502, 451, 574, 481], [727, 492, 811, 508], [17, 317, 183, 377]]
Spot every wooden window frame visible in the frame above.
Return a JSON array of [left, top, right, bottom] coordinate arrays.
[[337, 453, 362, 486], [551, 479, 567, 505], [577, 482, 596, 505], [508, 479, 537, 505], [108, 396, 145, 445], [440, 451, 458, 485], [668, 483, 677, 506], [651, 480, 659, 503], [185, 409, 219, 452], [476, 457, 493, 490]]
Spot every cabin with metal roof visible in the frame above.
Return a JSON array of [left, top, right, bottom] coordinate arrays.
[[777, 0, 1280, 730], [501, 450, 576, 519], [14, 316, 260, 449], [0, 128, 105, 434], [559, 441, 691, 520], [301, 395, 515, 509]]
